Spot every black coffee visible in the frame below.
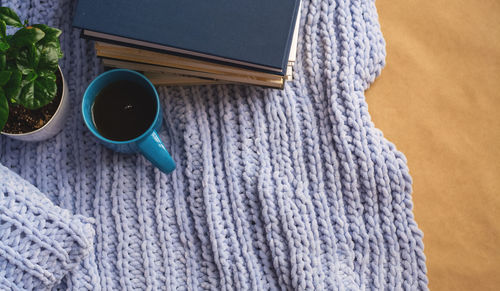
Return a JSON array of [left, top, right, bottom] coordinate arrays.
[[91, 80, 156, 141]]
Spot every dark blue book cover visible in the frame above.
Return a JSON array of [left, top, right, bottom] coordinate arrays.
[[73, 0, 300, 75]]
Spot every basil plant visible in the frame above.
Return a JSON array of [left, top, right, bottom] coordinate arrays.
[[0, 7, 63, 131]]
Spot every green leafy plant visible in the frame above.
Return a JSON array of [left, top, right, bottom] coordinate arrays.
[[0, 7, 63, 131]]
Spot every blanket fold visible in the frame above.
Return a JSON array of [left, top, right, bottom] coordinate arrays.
[[0, 164, 94, 290]]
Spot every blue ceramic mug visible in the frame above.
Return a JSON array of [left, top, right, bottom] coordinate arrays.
[[82, 69, 175, 174]]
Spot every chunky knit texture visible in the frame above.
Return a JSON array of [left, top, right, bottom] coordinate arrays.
[[0, 0, 428, 290], [0, 164, 94, 290]]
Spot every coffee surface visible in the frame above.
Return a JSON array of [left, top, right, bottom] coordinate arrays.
[[92, 80, 156, 141]]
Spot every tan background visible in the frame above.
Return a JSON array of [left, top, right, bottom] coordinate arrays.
[[365, 0, 500, 290]]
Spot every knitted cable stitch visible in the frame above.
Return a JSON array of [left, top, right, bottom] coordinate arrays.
[[0, 0, 428, 290]]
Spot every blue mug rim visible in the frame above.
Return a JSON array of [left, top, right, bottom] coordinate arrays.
[[82, 69, 161, 145]]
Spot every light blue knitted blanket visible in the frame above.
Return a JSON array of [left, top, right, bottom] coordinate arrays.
[[0, 0, 428, 290]]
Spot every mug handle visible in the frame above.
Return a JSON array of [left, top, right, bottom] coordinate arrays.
[[137, 130, 176, 174]]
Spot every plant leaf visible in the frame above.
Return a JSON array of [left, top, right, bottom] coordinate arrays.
[[38, 69, 56, 80], [12, 27, 45, 47], [4, 69, 21, 101], [0, 70, 11, 86], [0, 87, 8, 132], [0, 40, 9, 52], [16, 80, 35, 109], [37, 41, 60, 71], [32, 24, 61, 43], [16, 71, 56, 110], [16, 45, 39, 73], [0, 7, 22, 27], [0, 20, 6, 39], [33, 72, 57, 108], [32, 24, 63, 70], [24, 69, 38, 83]]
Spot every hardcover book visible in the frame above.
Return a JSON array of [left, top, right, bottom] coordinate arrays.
[[73, 0, 301, 75]]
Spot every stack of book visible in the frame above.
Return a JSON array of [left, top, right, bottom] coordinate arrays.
[[73, 0, 301, 89]]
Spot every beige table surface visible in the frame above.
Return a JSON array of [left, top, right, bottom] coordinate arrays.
[[365, 0, 500, 290]]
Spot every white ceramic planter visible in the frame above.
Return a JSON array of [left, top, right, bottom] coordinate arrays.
[[1, 67, 69, 142]]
